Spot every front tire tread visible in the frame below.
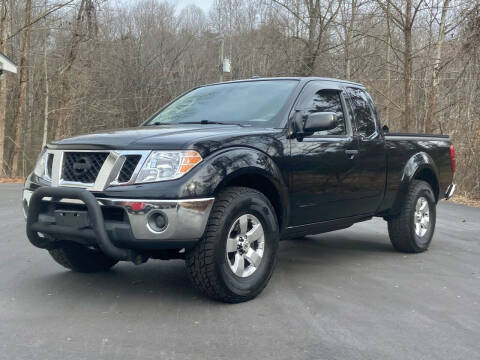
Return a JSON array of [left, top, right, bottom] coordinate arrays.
[[186, 186, 278, 303]]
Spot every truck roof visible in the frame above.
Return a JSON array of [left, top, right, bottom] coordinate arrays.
[[207, 76, 365, 88]]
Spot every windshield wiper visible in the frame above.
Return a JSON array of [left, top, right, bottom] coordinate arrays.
[[145, 120, 248, 127], [144, 122, 170, 126], [179, 120, 247, 127]]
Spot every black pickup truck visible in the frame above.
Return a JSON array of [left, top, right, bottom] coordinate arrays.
[[23, 77, 456, 302]]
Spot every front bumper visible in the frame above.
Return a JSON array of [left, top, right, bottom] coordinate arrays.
[[23, 187, 214, 259]]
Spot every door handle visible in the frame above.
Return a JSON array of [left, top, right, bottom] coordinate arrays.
[[345, 149, 359, 159]]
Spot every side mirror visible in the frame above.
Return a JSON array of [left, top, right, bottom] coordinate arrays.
[[382, 124, 389, 134], [304, 112, 337, 133]]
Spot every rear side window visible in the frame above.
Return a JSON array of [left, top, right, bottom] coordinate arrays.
[[303, 89, 346, 136], [346, 87, 377, 137]]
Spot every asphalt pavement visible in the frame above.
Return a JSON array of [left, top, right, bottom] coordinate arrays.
[[0, 183, 479, 360]]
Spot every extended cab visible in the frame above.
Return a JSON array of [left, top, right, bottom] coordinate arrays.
[[23, 78, 456, 302]]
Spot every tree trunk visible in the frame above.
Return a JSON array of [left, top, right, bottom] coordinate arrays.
[[344, 0, 357, 80], [11, 0, 32, 176], [425, 0, 450, 134], [296, 0, 321, 76], [55, 0, 87, 140], [300, 43, 316, 76], [0, 0, 8, 176], [385, 1, 391, 125], [42, 0, 49, 146], [402, 0, 413, 133], [344, 21, 351, 80]]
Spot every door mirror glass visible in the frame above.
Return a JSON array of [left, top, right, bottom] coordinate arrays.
[[304, 112, 337, 132]]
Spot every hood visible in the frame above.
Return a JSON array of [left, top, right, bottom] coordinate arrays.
[[48, 124, 286, 158]]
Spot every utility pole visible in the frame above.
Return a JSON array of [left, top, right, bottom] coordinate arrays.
[[218, 36, 231, 82], [219, 36, 224, 82]]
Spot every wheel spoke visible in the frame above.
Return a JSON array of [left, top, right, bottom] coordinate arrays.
[[420, 200, 427, 211], [226, 237, 238, 253], [232, 253, 245, 276], [226, 213, 265, 278], [414, 197, 430, 237], [416, 200, 422, 211], [246, 223, 263, 243], [415, 222, 421, 235], [238, 215, 248, 235], [245, 248, 262, 267]]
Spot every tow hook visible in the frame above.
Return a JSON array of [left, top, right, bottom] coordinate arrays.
[[132, 252, 149, 265]]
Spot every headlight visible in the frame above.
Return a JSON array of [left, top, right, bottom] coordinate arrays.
[[33, 148, 50, 180], [135, 150, 202, 183]]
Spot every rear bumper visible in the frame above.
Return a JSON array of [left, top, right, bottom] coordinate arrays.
[[23, 187, 214, 260], [444, 183, 456, 200]]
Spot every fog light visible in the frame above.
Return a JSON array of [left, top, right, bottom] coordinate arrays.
[[147, 211, 168, 233]]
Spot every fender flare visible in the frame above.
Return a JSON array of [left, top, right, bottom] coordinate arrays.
[[390, 151, 439, 215], [180, 147, 289, 228]]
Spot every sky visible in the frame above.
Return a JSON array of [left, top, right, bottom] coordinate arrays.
[[117, 0, 215, 14], [175, 0, 214, 13]]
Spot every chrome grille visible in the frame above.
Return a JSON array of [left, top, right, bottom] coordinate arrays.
[[43, 149, 150, 190], [118, 155, 142, 183], [62, 152, 109, 184], [46, 153, 54, 179]]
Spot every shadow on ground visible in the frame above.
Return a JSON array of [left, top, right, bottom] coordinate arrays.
[[26, 229, 396, 304]]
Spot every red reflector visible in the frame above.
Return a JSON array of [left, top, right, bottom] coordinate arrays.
[[124, 202, 145, 212], [450, 144, 456, 173]]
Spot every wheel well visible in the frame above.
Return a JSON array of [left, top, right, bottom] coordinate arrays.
[[414, 168, 439, 201], [218, 173, 284, 229]]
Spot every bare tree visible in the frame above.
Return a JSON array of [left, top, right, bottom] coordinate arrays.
[[272, 0, 342, 76], [376, 0, 425, 132], [424, 0, 451, 133], [0, 0, 8, 176], [42, 0, 49, 146], [11, 0, 32, 176], [55, 0, 95, 138], [335, 0, 364, 79], [0, 0, 479, 196]]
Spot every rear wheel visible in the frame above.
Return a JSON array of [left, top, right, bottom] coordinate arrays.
[[185, 187, 279, 303], [387, 180, 436, 253], [49, 241, 118, 273]]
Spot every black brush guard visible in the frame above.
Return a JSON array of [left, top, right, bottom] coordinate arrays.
[[26, 187, 135, 261]]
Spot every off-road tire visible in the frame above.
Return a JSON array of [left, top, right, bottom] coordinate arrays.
[[185, 186, 279, 303], [387, 180, 436, 253], [49, 241, 118, 272]]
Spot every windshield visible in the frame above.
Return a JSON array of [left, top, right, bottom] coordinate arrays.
[[145, 80, 298, 127]]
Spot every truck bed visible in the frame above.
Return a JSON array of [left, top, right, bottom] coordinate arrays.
[[386, 133, 449, 139], [379, 133, 453, 215]]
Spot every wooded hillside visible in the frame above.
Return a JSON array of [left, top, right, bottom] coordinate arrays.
[[0, 0, 479, 197]]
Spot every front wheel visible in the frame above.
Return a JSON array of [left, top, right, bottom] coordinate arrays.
[[387, 180, 436, 253], [185, 187, 279, 303]]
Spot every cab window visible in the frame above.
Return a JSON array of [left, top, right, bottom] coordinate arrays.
[[303, 89, 346, 136], [346, 87, 377, 137]]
